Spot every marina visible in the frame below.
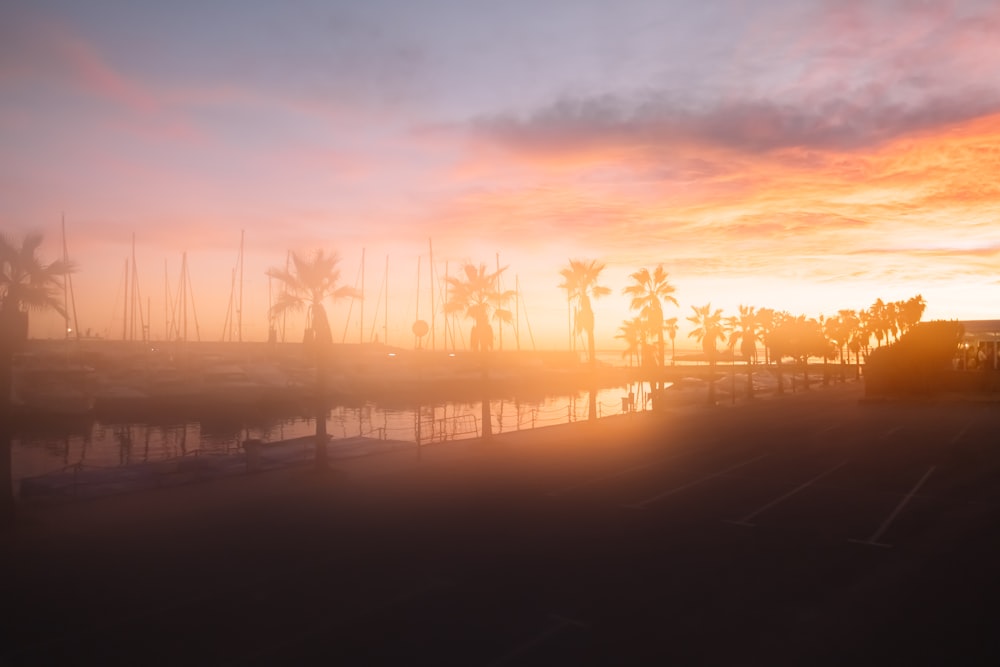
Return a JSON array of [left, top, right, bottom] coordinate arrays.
[[12, 386, 641, 501]]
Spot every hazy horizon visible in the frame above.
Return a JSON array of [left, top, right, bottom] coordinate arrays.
[[4, 1, 1000, 348]]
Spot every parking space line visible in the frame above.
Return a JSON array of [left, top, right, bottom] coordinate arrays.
[[726, 460, 849, 527], [622, 454, 771, 510], [849, 466, 936, 548], [485, 613, 587, 667], [949, 422, 973, 446], [546, 450, 692, 497], [881, 425, 904, 440]]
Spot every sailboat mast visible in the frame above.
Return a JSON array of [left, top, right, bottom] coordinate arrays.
[[164, 259, 169, 341], [515, 274, 521, 351], [181, 252, 188, 342], [60, 215, 80, 340], [62, 216, 68, 339], [429, 238, 435, 351], [414, 255, 421, 349], [122, 258, 129, 341], [496, 252, 502, 351], [444, 260, 451, 351], [384, 254, 389, 345], [360, 247, 365, 344], [131, 234, 136, 341], [238, 229, 244, 343], [282, 250, 290, 343]]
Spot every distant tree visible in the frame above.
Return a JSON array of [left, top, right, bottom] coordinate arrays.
[[664, 317, 679, 366], [868, 299, 889, 348], [769, 316, 831, 391], [445, 263, 510, 353], [688, 303, 725, 404], [624, 266, 678, 403], [558, 259, 611, 366], [445, 262, 510, 437], [1, 232, 74, 347], [616, 317, 644, 368], [1, 232, 76, 524], [266, 249, 359, 468], [897, 295, 927, 336], [726, 305, 758, 398], [755, 308, 776, 365], [824, 310, 854, 382], [266, 250, 358, 345]]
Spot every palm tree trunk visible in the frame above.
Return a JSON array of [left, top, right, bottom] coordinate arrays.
[[657, 333, 665, 409], [707, 360, 716, 405], [587, 328, 597, 420], [314, 346, 329, 468], [1, 347, 15, 525], [480, 354, 492, 440]]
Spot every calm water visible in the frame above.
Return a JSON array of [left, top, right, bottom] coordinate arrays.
[[12, 385, 646, 494]]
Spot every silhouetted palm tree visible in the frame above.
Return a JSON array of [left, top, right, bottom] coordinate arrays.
[[616, 317, 643, 368], [445, 263, 509, 353], [616, 316, 644, 409], [559, 260, 610, 420], [623, 266, 678, 405], [445, 262, 508, 438], [558, 259, 611, 365], [770, 315, 830, 391], [726, 305, 758, 398], [267, 250, 358, 345], [868, 299, 888, 348], [1, 232, 75, 523], [897, 295, 926, 336], [266, 249, 359, 468], [688, 304, 725, 404], [664, 317, 678, 366], [755, 307, 776, 366]]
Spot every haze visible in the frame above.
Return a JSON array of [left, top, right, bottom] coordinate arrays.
[[3, 0, 999, 347]]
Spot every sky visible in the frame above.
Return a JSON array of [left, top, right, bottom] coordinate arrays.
[[3, 0, 1000, 352]]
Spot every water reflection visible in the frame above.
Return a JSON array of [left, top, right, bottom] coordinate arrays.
[[12, 386, 637, 492]]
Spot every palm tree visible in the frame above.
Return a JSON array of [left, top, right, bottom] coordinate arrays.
[[266, 249, 359, 468], [623, 265, 678, 406], [616, 316, 644, 410], [559, 260, 611, 420], [770, 315, 830, 391], [445, 262, 508, 437], [755, 307, 776, 366], [897, 295, 926, 336], [688, 303, 725, 404], [1, 232, 75, 524], [664, 317, 679, 366], [868, 299, 888, 348], [826, 309, 859, 381], [558, 259, 611, 366], [726, 305, 758, 398], [616, 317, 643, 368], [266, 250, 358, 345]]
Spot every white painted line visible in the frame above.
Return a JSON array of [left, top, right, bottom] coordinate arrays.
[[727, 460, 848, 527], [622, 454, 771, 510], [485, 613, 587, 667], [881, 426, 904, 440], [547, 451, 690, 497], [850, 466, 936, 548], [814, 425, 840, 441], [949, 423, 972, 446]]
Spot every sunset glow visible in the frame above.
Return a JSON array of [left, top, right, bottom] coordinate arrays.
[[3, 1, 999, 350]]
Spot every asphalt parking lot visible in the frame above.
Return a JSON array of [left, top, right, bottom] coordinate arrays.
[[4, 381, 1000, 665]]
